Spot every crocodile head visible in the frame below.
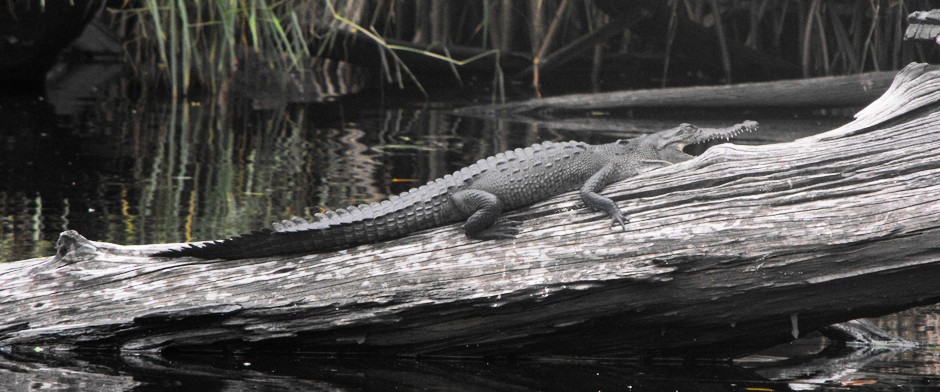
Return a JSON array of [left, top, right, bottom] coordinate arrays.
[[638, 120, 758, 164]]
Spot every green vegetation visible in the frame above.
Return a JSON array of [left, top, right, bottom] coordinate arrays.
[[117, 0, 506, 98], [111, 0, 937, 98]]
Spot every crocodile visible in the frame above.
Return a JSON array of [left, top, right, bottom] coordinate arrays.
[[154, 121, 758, 260]]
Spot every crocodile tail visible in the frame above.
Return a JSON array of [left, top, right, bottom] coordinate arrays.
[[152, 174, 467, 260], [151, 219, 368, 260], [151, 229, 279, 260]]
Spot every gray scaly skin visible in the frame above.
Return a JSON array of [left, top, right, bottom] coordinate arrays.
[[154, 121, 758, 260]]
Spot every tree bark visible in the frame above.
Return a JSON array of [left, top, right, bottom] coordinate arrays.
[[905, 10, 940, 42], [2, 63, 940, 359]]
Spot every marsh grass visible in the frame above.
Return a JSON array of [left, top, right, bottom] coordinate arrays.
[[112, 0, 937, 98], [681, 0, 933, 77], [120, 0, 311, 97]]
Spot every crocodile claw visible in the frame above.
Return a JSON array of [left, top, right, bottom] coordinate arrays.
[[609, 210, 628, 231], [471, 219, 521, 240]]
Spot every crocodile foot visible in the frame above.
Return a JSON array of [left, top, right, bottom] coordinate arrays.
[[608, 210, 628, 231], [468, 219, 521, 240]]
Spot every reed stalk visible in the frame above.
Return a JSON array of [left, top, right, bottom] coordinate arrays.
[[109, 0, 934, 97]]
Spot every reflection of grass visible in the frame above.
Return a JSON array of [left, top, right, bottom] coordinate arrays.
[[0, 96, 361, 260], [0, 193, 55, 261], [115, 99, 388, 245]]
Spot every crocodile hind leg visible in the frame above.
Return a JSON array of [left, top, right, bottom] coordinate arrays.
[[450, 189, 521, 239]]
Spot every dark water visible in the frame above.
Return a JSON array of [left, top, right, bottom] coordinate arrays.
[[2, 68, 939, 390]]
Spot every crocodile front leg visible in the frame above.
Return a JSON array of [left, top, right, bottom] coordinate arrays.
[[580, 163, 628, 230], [451, 189, 521, 239]]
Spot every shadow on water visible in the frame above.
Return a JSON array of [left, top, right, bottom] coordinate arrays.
[[3, 67, 940, 390]]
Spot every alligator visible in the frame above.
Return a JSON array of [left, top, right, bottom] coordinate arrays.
[[154, 121, 758, 260]]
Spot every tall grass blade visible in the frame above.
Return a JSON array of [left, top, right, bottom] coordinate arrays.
[[249, 0, 260, 50], [861, 1, 881, 72], [177, 0, 192, 92], [168, 0, 179, 97], [145, 0, 169, 74]]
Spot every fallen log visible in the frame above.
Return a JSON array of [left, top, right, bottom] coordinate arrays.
[[2, 63, 940, 359], [454, 68, 930, 116]]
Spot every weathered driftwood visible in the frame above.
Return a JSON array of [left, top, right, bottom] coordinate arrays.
[[454, 68, 926, 116], [905, 10, 940, 42], [2, 63, 940, 359]]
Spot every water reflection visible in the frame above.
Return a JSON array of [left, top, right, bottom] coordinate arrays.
[[2, 341, 939, 391]]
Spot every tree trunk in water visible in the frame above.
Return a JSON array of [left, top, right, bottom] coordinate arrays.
[[453, 68, 924, 116], [2, 63, 940, 359]]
